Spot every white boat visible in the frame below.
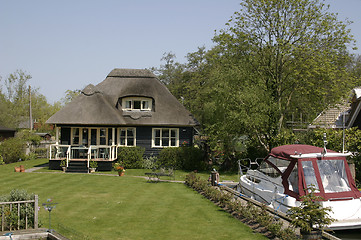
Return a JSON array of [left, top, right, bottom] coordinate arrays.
[[238, 144, 361, 230]]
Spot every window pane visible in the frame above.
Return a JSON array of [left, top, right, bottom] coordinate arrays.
[[162, 129, 169, 137], [317, 160, 351, 193], [267, 156, 289, 173], [127, 129, 134, 137], [288, 164, 299, 193], [258, 160, 280, 178], [142, 101, 149, 110], [170, 138, 176, 146], [128, 138, 134, 146], [155, 138, 160, 146], [82, 128, 88, 146], [155, 129, 160, 138], [171, 129, 176, 137], [120, 129, 126, 137], [162, 138, 169, 146], [120, 137, 126, 145], [91, 129, 97, 145], [133, 100, 141, 109], [301, 161, 319, 192], [125, 100, 132, 109]]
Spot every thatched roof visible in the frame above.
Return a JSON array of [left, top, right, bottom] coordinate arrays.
[[46, 69, 198, 127]]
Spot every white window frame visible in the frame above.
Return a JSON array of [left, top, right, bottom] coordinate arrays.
[[117, 128, 136, 147], [152, 128, 179, 148], [71, 127, 110, 146], [122, 97, 152, 111]]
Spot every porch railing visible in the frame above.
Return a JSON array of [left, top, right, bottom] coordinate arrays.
[[0, 195, 38, 231], [50, 144, 117, 165]]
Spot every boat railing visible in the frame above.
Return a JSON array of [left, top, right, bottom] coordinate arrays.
[[238, 158, 263, 176]]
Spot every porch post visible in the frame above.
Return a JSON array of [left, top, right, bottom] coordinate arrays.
[[112, 128, 115, 160], [55, 126, 60, 145]]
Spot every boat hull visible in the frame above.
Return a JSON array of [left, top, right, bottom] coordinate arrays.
[[239, 173, 361, 230]]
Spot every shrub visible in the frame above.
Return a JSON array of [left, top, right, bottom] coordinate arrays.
[[0, 137, 26, 164], [0, 154, 4, 165], [34, 148, 47, 158], [158, 147, 181, 169], [142, 155, 158, 170], [117, 147, 145, 169], [158, 147, 206, 170], [0, 189, 36, 230]]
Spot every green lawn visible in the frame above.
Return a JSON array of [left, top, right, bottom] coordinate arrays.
[[0, 159, 265, 240]]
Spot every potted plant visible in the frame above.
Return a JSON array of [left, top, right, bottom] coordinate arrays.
[[60, 160, 66, 172], [113, 162, 125, 176], [89, 160, 98, 173], [288, 186, 334, 240]]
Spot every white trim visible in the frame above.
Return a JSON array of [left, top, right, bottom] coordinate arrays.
[[122, 97, 152, 111], [152, 128, 179, 148], [348, 101, 361, 128], [117, 127, 136, 146], [290, 152, 352, 159]]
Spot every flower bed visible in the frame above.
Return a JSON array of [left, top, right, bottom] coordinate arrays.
[[185, 172, 298, 240]]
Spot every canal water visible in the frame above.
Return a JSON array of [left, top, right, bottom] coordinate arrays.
[[333, 229, 361, 239]]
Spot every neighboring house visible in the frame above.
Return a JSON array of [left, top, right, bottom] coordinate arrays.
[[46, 68, 198, 171], [0, 126, 16, 140], [309, 87, 361, 129]]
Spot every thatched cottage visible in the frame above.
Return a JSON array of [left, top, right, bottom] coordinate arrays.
[[46, 69, 198, 172]]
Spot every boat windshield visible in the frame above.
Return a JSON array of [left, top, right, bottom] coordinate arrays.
[[317, 159, 351, 193], [301, 161, 320, 192], [259, 156, 289, 178]]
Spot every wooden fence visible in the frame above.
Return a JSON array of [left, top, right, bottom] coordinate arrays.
[[0, 195, 38, 231]]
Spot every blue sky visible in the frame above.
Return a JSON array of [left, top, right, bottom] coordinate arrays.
[[1, 0, 360, 104]]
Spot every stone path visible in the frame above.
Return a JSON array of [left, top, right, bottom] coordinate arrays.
[[25, 163, 49, 172]]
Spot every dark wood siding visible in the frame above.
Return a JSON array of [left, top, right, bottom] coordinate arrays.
[[135, 126, 194, 157]]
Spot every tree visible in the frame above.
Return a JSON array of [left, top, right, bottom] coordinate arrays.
[[0, 70, 61, 130], [207, 0, 356, 151], [61, 89, 81, 105]]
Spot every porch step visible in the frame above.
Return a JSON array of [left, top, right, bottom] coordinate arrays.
[[66, 161, 88, 173]]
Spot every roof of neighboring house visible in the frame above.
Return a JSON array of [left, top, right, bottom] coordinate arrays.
[[46, 68, 198, 127], [310, 101, 350, 129]]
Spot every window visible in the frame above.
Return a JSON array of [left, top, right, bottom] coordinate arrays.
[[99, 128, 107, 145], [301, 161, 319, 192], [118, 128, 136, 146], [70, 127, 115, 146], [72, 128, 80, 145], [122, 97, 152, 111], [152, 128, 178, 147], [317, 159, 351, 193], [258, 160, 281, 178]]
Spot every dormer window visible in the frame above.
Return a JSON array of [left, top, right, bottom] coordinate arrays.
[[122, 97, 152, 111]]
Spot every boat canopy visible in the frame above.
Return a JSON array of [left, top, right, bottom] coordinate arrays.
[[261, 144, 361, 201]]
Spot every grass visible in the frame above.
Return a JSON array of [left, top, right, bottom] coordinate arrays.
[[0, 159, 265, 240]]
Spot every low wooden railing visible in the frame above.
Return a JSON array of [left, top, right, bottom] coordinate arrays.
[[0, 195, 38, 231]]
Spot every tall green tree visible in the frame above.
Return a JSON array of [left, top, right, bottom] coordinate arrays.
[[207, 0, 355, 151]]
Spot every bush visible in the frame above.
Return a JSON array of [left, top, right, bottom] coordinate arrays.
[[158, 147, 181, 169], [142, 154, 158, 170], [0, 137, 26, 164], [117, 147, 145, 169], [34, 148, 47, 158], [158, 147, 206, 170]]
